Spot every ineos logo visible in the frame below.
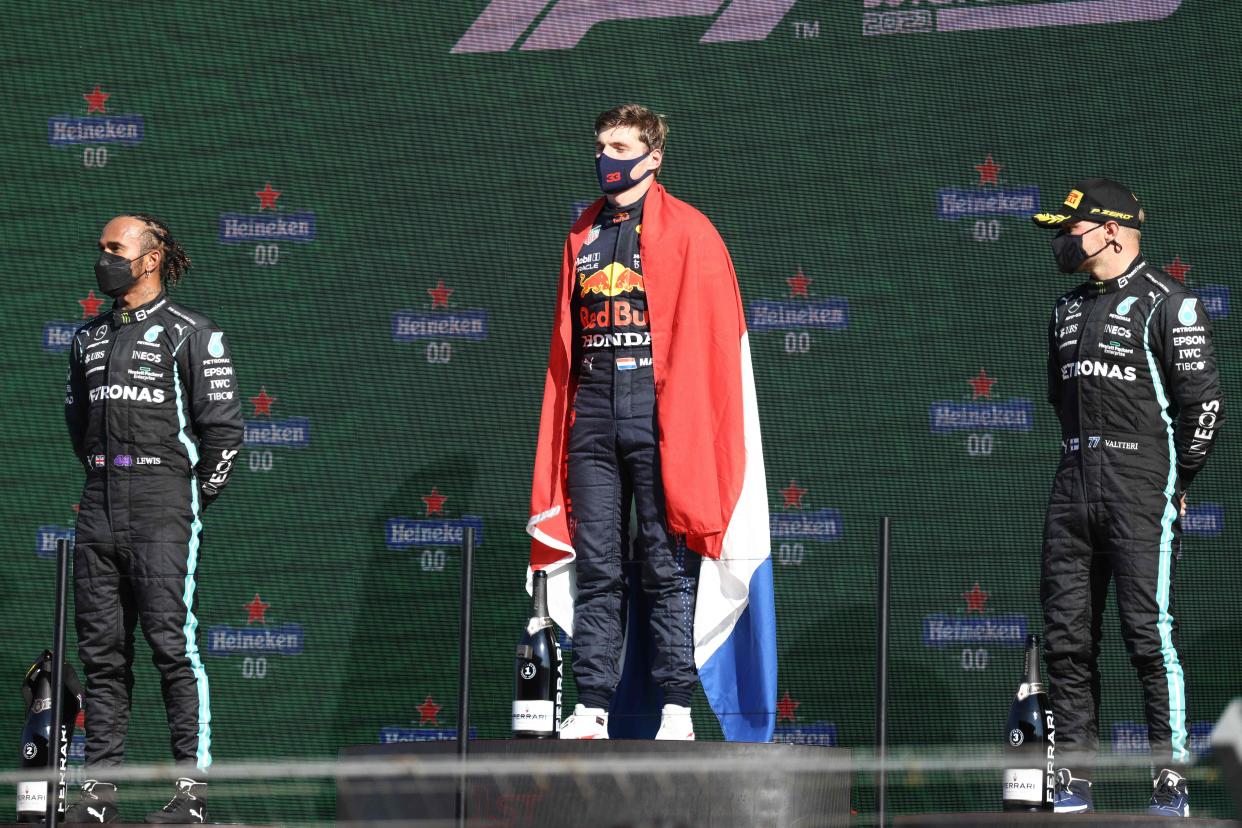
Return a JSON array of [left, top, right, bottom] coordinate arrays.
[[453, 0, 796, 53]]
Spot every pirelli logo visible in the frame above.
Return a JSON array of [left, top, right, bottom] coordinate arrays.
[[1064, 189, 1083, 209]]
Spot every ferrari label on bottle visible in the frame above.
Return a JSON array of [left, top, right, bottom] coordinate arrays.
[[512, 700, 556, 730]]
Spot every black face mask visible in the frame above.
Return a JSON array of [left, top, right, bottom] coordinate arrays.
[[1051, 224, 1115, 274], [94, 250, 147, 297]]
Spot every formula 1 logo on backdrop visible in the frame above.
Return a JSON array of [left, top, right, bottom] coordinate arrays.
[[48, 85, 144, 169], [219, 183, 317, 267], [863, 0, 1182, 37], [453, 0, 796, 53], [929, 369, 1034, 457]]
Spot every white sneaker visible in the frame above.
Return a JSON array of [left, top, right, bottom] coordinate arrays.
[[559, 704, 609, 739], [655, 704, 695, 741]]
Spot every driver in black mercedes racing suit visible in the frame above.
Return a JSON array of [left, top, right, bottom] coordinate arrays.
[[64, 214, 242, 825], [1033, 179, 1223, 817]]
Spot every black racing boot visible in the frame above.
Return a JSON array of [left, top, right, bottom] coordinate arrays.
[[63, 779, 120, 823], [145, 778, 208, 824]]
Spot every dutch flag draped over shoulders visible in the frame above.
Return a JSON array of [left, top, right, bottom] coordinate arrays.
[[526, 182, 776, 741]]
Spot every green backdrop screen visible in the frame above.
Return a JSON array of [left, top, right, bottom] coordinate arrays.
[[3, 1, 1239, 821]]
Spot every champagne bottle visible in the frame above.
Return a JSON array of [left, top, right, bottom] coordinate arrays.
[[1002, 634, 1055, 812], [16, 651, 81, 823], [512, 570, 562, 738]]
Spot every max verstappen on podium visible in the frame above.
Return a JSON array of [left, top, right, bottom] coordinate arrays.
[[527, 104, 777, 742]]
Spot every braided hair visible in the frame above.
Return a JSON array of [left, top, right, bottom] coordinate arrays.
[[128, 213, 192, 288]]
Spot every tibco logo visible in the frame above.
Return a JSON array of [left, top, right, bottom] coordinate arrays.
[[453, 0, 796, 53]]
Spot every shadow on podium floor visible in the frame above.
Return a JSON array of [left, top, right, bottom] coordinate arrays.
[[338, 739, 852, 827]]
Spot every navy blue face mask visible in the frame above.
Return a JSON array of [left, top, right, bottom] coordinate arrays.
[[596, 150, 652, 195]]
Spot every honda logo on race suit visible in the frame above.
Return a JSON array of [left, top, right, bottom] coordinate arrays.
[[452, 0, 797, 53]]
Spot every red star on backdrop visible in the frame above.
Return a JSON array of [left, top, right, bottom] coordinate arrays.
[[786, 268, 811, 298], [72, 503, 80, 514], [968, 369, 996, 400], [250, 387, 277, 417], [781, 480, 807, 509], [975, 154, 1002, 186], [776, 691, 801, 723], [1166, 256, 1190, 283], [962, 582, 990, 614], [79, 290, 104, 318], [75, 709, 85, 729], [428, 280, 454, 308], [244, 594, 270, 624], [417, 696, 443, 726], [422, 486, 448, 516], [83, 85, 110, 114], [255, 182, 282, 210]]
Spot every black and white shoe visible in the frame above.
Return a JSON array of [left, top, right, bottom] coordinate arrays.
[[145, 778, 208, 824], [64, 779, 120, 823], [1147, 768, 1190, 817]]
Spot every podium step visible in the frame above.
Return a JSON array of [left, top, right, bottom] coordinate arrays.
[[338, 739, 852, 827], [895, 814, 1241, 827]]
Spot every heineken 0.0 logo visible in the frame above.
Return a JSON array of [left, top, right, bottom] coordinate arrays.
[[863, 0, 1183, 36], [453, 0, 796, 53]]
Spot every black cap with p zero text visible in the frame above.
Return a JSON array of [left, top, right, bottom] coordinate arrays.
[[1032, 178, 1143, 229]]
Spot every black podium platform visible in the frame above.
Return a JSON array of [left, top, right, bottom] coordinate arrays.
[[895, 815, 1241, 827], [338, 739, 852, 827]]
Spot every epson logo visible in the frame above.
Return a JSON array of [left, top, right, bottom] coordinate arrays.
[[1061, 360, 1137, 383], [453, 0, 795, 54], [89, 385, 166, 404]]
